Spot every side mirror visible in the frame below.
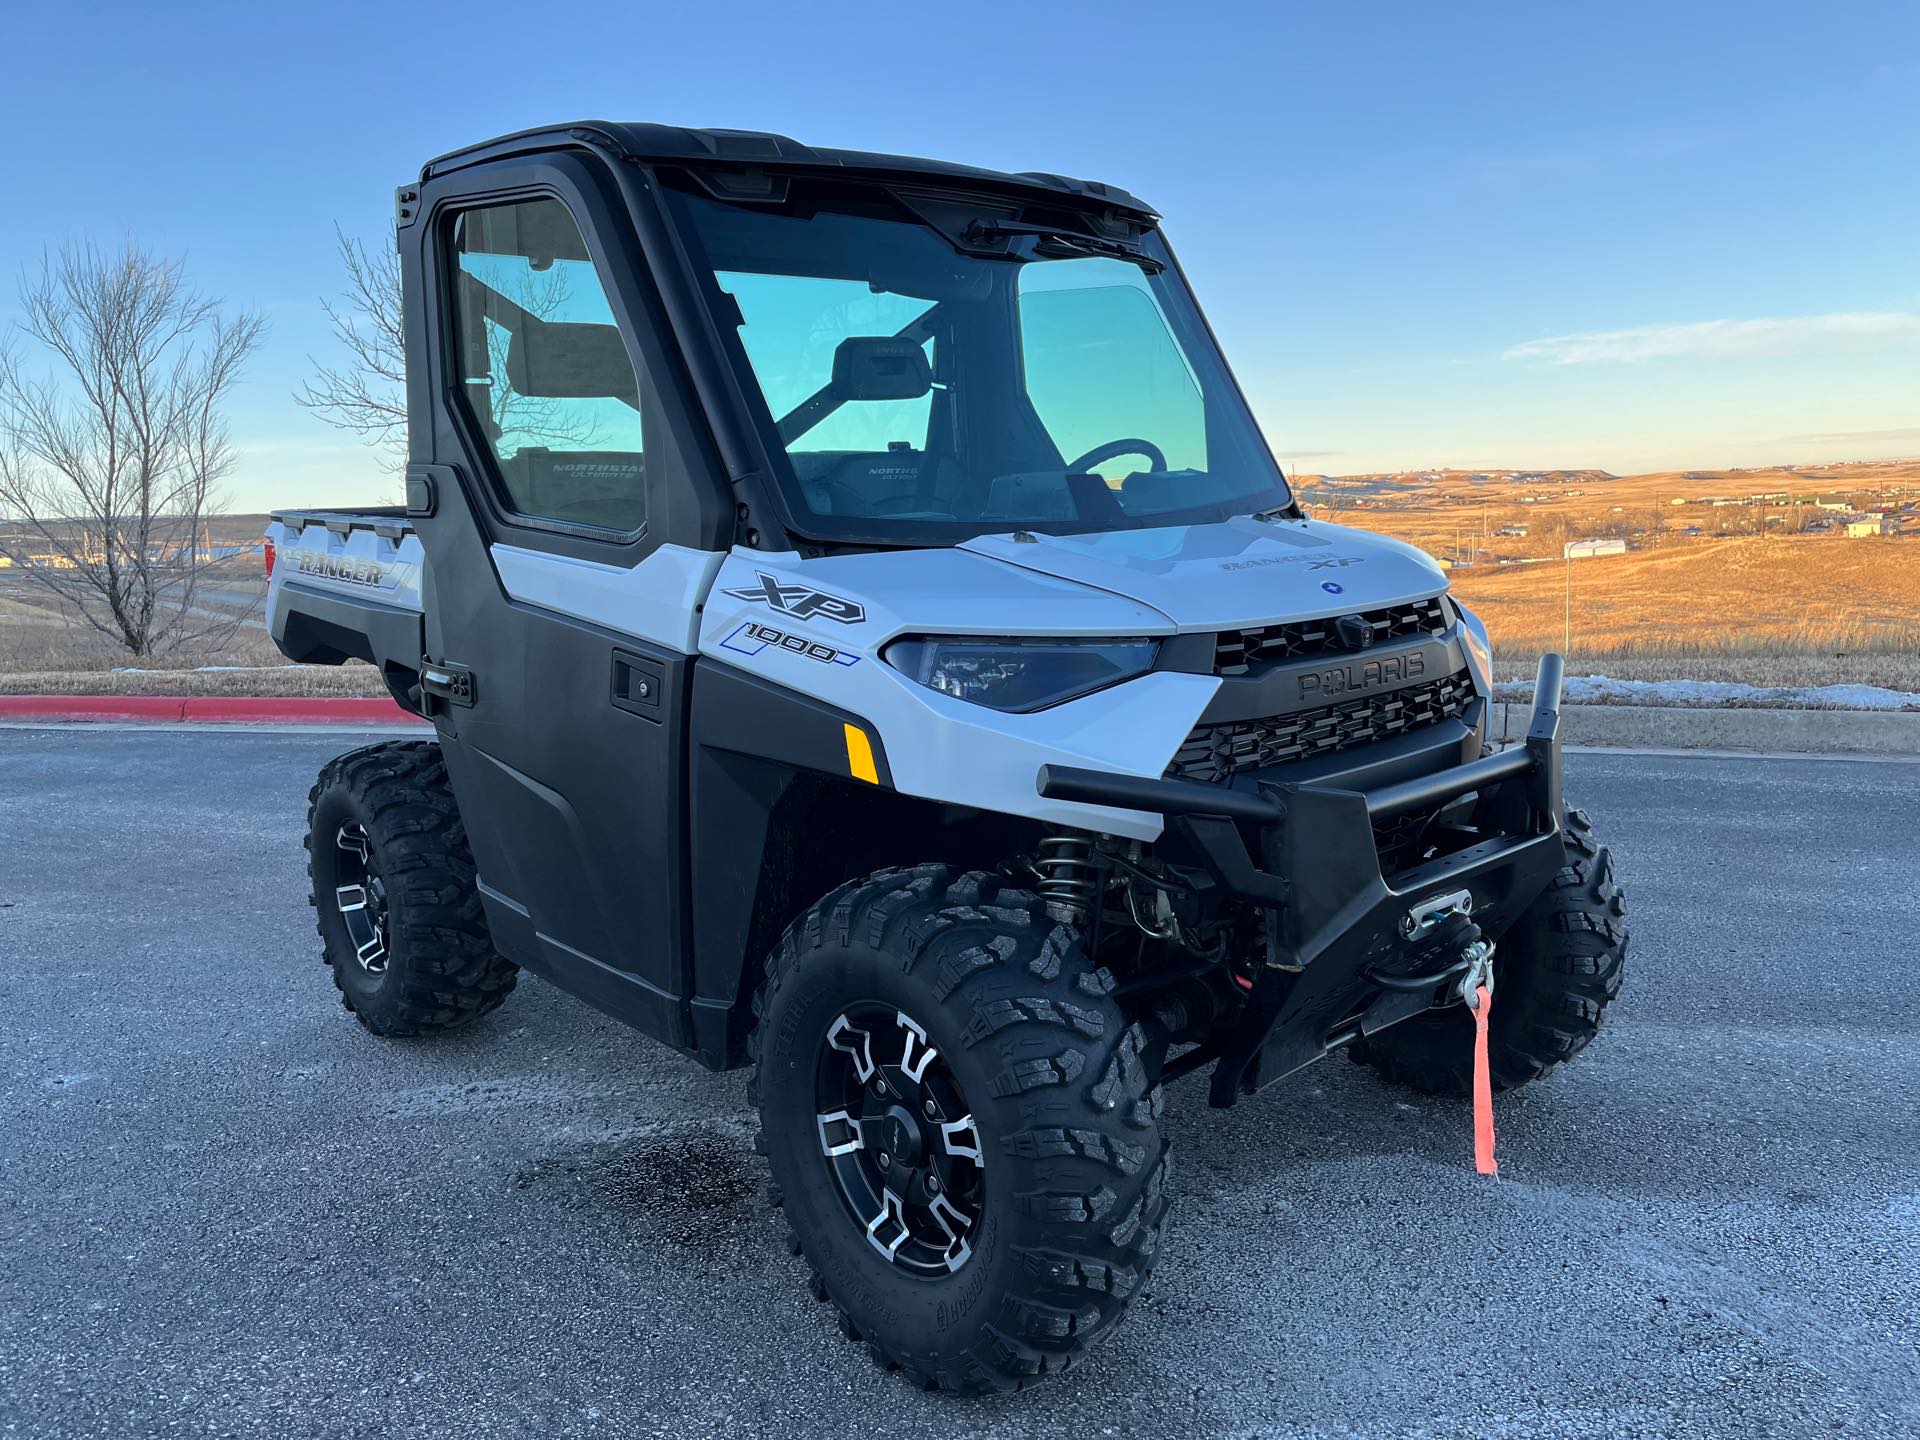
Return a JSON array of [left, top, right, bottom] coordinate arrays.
[[830, 336, 931, 402]]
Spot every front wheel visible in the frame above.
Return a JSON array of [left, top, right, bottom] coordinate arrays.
[[1351, 806, 1629, 1094], [751, 866, 1169, 1394]]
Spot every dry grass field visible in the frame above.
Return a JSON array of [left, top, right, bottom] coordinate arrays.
[[0, 511, 387, 696], [1305, 458, 1920, 693], [0, 561, 387, 698], [3, 465, 1916, 700], [1456, 536, 1920, 653]]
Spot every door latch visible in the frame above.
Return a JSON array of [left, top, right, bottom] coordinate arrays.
[[420, 658, 476, 710]]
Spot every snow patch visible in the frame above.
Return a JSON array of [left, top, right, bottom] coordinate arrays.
[[1495, 674, 1920, 712], [109, 664, 321, 674]]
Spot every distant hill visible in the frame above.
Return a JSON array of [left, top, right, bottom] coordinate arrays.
[[1295, 458, 1920, 509], [1297, 458, 1920, 667]]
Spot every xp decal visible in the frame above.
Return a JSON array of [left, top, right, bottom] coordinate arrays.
[[1218, 552, 1365, 573], [721, 620, 860, 667], [722, 571, 867, 625]]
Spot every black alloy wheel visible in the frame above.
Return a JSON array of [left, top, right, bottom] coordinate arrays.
[[814, 1003, 986, 1275], [331, 821, 390, 974]]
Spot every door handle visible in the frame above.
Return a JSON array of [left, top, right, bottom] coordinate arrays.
[[611, 649, 664, 722]]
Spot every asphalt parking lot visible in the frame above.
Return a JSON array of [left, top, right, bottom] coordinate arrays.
[[2, 728, 1916, 1439]]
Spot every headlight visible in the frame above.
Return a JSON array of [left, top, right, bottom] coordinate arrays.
[[1454, 599, 1494, 686], [885, 636, 1160, 712]]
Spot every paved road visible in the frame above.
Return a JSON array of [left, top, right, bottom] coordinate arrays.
[[2, 729, 1916, 1439]]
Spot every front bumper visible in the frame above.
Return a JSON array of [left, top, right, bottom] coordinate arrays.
[[1037, 655, 1568, 1107]]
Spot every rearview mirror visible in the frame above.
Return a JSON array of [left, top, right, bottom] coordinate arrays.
[[504, 315, 639, 409], [830, 336, 932, 402]]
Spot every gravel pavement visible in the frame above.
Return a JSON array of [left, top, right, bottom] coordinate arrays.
[[2, 729, 1915, 1439]]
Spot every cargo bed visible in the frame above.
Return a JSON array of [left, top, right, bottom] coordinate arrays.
[[265, 508, 427, 712]]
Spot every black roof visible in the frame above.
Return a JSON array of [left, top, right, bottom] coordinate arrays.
[[421, 121, 1157, 219]]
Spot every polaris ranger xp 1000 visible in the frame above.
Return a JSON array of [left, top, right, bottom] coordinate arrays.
[[267, 122, 1629, 1393]]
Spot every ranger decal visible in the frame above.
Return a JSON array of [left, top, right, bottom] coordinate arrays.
[[293, 551, 397, 589]]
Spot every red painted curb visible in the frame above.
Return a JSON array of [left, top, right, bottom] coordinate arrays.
[[0, 695, 427, 725]]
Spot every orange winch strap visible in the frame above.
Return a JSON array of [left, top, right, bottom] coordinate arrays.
[[1471, 983, 1498, 1176]]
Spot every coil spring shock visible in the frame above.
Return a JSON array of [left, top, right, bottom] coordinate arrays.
[[1034, 832, 1100, 923]]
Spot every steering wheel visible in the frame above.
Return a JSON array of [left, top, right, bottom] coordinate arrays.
[[1068, 437, 1167, 475]]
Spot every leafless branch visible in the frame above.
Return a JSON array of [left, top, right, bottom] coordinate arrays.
[[0, 239, 266, 656], [294, 225, 408, 464], [295, 220, 607, 472]]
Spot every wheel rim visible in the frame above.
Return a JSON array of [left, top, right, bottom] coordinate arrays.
[[813, 1004, 984, 1276], [332, 822, 390, 974]]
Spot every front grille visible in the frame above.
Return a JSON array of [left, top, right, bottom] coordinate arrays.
[[1168, 668, 1476, 783], [1214, 595, 1448, 675]]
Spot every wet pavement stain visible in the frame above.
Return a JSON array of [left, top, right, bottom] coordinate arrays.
[[598, 1131, 761, 1253]]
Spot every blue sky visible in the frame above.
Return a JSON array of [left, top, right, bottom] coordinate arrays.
[[2, 0, 1915, 510]]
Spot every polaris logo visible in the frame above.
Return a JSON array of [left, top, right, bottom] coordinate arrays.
[[1298, 651, 1425, 701], [722, 571, 866, 625]]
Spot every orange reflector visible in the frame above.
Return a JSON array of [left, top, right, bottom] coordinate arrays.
[[843, 724, 878, 785], [1471, 983, 1498, 1176]]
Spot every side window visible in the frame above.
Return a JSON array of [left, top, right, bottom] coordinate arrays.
[[451, 198, 648, 532]]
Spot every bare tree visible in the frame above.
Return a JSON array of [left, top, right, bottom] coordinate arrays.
[[295, 226, 408, 465], [0, 241, 266, 656], [297, 222, 602, 468]]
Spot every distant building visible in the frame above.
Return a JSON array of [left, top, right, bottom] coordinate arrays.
[[1845, 516, 1884, 537], [1563, 538, 1628, 559]]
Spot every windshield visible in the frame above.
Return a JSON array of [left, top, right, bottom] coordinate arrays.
[[662, 177, 1292, 545]]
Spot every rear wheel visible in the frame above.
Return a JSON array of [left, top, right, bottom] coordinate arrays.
[[751, 865, 1170, 1393], [1351, 807, 1629, 1094], [305, 740, 517, 1036]]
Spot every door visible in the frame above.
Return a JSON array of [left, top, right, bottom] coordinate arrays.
[[405, 156, 721, 1050]]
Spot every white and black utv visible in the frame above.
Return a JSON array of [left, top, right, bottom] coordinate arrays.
[[266, 121, 1629, 1394]]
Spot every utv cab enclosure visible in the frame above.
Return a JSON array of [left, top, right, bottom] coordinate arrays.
[[268, 122, 1629, 1394]]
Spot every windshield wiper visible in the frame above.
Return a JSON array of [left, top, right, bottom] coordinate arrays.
[[964, 220, 1165, 273]]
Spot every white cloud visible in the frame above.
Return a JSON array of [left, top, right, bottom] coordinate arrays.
[[1775, 424, 1920, 447], [1503, 311, 1920, 365]]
